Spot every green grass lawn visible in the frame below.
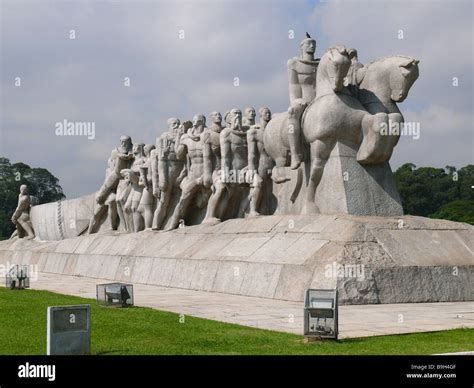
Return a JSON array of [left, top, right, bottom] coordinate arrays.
[[0, 287, 472, 355]]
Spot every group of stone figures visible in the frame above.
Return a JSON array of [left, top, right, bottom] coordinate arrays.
[[87, 106, 275, 233], [11, 34, 420, 238], [87, 34, 419, 234]]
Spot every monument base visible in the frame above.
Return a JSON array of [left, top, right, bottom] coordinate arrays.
[[272, 141, 403, 216], [1, 214, 472, 305]]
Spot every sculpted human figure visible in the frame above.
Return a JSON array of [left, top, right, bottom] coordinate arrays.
[[220, 108, 251, 218], [116, 166, 132, 232], [11, 184, 35, 239], [168, 114, 208, 229], [287, 33, 319, 169], [103, 153, 119, 231], [151, 118, 187, 230], [242, 107, 256, 128], [88, 135, 134, 234], [346, 48, 364, 96], [247, 107, 274, 216], [123, 143, 147, 232], [203, 111, 226, 223], [137, 144, 156, 229]]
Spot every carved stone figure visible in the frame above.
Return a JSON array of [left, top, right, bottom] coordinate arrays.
[[116, 166, 132, 232], [123, 143, 147, 232], [287, 33, 319, 169], [263, 34, 319, 182], [242, 107, 256, 128], [220, 108, 251, 218], [151, 118, 187, 230], [137, 144, 156, 229], [203, 111, 226, 223], [168, 114, 208, 229], [103, 153, 119, 231], [11, 184, 35, 239], [88, 136, 134, 234], [247, 107, 274, 216], [346, 48, 364, 96]]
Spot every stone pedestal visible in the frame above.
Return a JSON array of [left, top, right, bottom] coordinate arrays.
[[1, 214, 472, 305], [273, 140, 403, 216]]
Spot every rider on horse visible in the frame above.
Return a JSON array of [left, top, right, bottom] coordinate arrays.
[[287, 32, 319, 169]]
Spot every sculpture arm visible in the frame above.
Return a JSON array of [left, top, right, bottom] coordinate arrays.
[[150, 150, 160, 196], [157, 137, 169, 191], [247, 128, 258, 172], [288, 60, 302, 105], [220, 128, 232, 172], [175, 134, 188, 161], [202, 131, 213, 188], [117, 151, 134, 161], [138, 166, 148, 188]]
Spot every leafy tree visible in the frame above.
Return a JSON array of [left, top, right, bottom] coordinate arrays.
[[394, 163, 474, 224], [429, 200, 474, 224], [0, 157, 65, 239]]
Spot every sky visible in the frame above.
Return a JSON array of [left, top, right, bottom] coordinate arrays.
[[0, 0, 473, 198]]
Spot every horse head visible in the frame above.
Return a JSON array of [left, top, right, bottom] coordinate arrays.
[[318, 45, 351, 93], [389, 57, 419, 102], [360, 56, 419, 104]]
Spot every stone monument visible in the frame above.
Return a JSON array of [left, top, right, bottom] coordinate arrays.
[[2, 34, 472, 307]]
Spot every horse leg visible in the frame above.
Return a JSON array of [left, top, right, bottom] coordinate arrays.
[[357, 112, 388, 164], [271, 156, 290, 183], [385, 112, 403, 161], [302, 139, 335, 214]]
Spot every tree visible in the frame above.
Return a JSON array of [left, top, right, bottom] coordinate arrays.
[[0, 157, 65, 239], [429, 200, 474, 224], [394, 163, 474, 224]]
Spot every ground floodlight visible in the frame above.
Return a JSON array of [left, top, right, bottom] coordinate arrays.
[[96, 283, 134, 307], [304, 289, 338, 339], [6, 265, 30, 290]]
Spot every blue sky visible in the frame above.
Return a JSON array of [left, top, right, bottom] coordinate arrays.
[[1, 0, 473, 198]]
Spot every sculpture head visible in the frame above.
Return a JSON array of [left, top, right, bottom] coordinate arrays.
[[322, 45, 351, 92], [20, 184, 28, 195], [228, 109, 242, 130], [259, 107, 271, 123], [348, 48, 359, 63], [192, 114, 206, 128], [167, 118, 181, 134], [389, 57, 420, 102], [119, 135, 132, 153], [132, 142, 145, 157], [300, 33, 316, 57], [144, 144, 155, 157], [244, 107, 256, 124], [120, 169, 135, 184], [210, 111, 222, 125]]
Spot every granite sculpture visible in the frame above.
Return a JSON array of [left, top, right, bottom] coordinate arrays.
[[7, 34, 474, 309], [10, 184, 35, 239], [44, 34, 419, 233]]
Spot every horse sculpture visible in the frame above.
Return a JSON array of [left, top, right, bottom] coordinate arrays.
[[301, 45, 392, 213], [355, 55, 419, 164]]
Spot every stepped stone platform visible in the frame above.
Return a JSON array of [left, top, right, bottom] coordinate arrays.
[[1, 214, 472, 305]]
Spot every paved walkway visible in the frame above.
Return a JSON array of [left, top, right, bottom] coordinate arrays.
[[12, 273, 474, 339]]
